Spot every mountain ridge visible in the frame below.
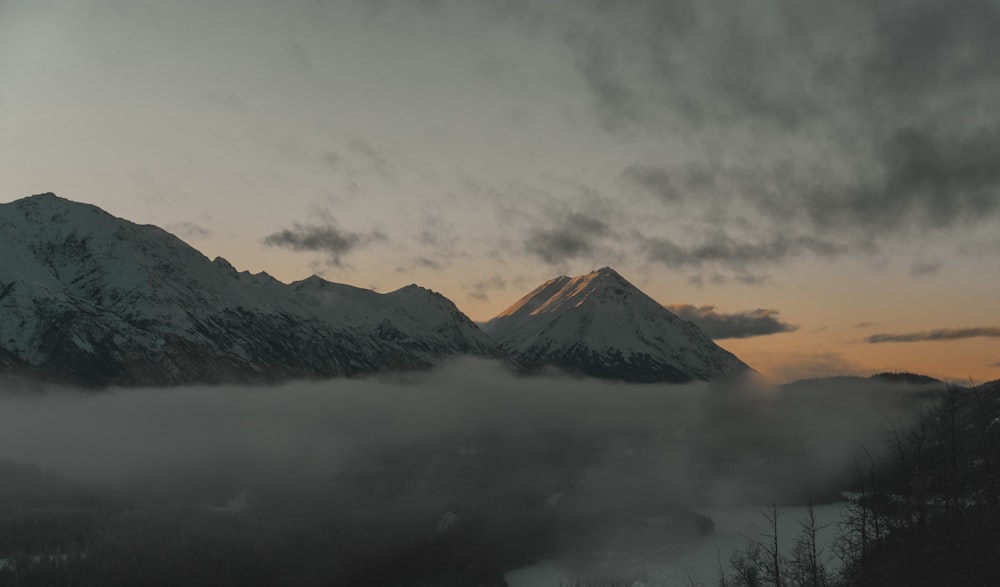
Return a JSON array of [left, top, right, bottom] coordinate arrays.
[[1, 193, 751, 387], [0, 193, 500, 386]]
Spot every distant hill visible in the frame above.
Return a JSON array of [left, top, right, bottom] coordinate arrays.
[[869, 372, 943, 385], [781, 372, 947, 394]]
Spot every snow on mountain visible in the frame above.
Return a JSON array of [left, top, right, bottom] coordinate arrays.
[[482, 267, 749, 382], [288, 276, 499, 360], [0, 193, 500, 386]]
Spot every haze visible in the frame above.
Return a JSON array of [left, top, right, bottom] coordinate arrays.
[[0, 360, 938, 583]]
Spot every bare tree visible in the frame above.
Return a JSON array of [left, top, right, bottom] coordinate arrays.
[[727, 504, 785, 587], [786, 498, 831, 587]]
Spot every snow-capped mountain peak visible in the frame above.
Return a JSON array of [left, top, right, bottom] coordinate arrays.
[[483, 268, 749, 382], [494, 267, 647, 321]]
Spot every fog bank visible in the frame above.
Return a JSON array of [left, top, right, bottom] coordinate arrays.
[[0, 359, 932, 506]]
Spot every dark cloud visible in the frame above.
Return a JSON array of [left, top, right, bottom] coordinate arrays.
[[634, 125, 1000, 242], [525, 212, 612, 264], [803, 126, 1000, 234], [864, 0, 1000, 97], [910, 260, 942, 277], [855, 322, 880, 329], [867, 327, 1000, 344], [643, 233, 848, 269], [563, 1, 1000, 248], [263, 218, 384, 267], [666, 304, 797, 339]]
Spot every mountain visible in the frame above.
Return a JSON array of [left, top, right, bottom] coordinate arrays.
[[0, 193, 500, 387], [482, 267, 749, 382]]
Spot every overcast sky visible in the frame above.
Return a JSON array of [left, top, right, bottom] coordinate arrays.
[[2, 0, 999, 382]]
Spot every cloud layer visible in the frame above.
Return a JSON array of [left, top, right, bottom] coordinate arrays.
[[566, 0, 1000, 265]]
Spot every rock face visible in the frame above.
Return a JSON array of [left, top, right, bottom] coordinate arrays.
[[0, 193, 500, 387], [482, 267, 749, 382]]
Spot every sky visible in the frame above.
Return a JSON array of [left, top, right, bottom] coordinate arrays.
[[2, 0, 999, 382]]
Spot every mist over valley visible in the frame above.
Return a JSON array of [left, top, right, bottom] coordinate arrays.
[[0, 359, 946, 585]]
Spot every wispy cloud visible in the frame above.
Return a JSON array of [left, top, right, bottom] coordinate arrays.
[[666, 304, 797, 339], [166, 222, 211, 239], [867, 327, 1000, 344], [643, 233, 847, 269]]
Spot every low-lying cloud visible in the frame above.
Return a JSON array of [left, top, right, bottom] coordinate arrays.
[[867, 327, 1000, 343], [0, 359, 930, 509], [667, 304, 797, 339]]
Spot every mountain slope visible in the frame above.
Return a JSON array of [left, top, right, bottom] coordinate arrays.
[[482, 268, 749, 382], [0, 193, 500, 386]]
